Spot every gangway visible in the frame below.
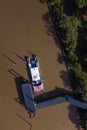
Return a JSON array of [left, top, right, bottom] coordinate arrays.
[[37, 97, 66, 109], [21, 83, 87, 115], [37, 95, 87, 110], [65, 96, 87, 110]]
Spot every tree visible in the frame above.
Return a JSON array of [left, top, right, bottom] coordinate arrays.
[[49, 0, 87, 128], [59, 15, 79, 54], [76, 0, 87, 8], [49, 0, 63, 6]]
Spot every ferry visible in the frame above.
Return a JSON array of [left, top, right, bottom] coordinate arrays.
[[28, 55, 44, 92]]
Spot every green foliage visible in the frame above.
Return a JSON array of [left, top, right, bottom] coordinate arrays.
[[67, 52, 78, 70], [73, 65, 87, 96], [84, 54, 87, 62], [49, 0, 63, 6], [53, 4, 64, 20], [51, 0, 64, 20], [58, 15, 79, 53], [76, 0, 87, 8], [48, 1, 87, 128], [70, 16, 80, 28], [75, 71, 87, 87]]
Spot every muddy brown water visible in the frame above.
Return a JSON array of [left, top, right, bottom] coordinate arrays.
[[0, 0, 82, 130]]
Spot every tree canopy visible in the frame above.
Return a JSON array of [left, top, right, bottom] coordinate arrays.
[[76, 0, 87, 8]]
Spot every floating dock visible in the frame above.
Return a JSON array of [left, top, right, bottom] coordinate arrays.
[[21, 83, 87, 114], [21, 83, 36, 114]]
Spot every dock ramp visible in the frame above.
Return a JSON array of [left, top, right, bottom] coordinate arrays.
[[37, 95, 87, 110], [65, 96, 87, 110], [21, 83, 36, 113]]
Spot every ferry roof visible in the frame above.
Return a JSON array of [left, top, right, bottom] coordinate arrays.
[[31, 67, 40, 81]]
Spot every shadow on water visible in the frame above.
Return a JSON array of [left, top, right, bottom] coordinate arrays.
[[59, 70, 71, 87], [38, 0, 46, 4], [26, 50, 36, 58], [35, 86, 81, 130], [41, 0, 72, 89], [14, 76, 28, 106], [57, 53, 64, 64], [42, 11, 60, 48], [35, 86, 73, 103], [8, 69, 28, 105], [1, 53, 16, 65], [68, 105, 81, 130], [16, 113, 32, 130], [8, 69, 26, 78], [12, 51, 25, 62], [24, 56, 32, 82]]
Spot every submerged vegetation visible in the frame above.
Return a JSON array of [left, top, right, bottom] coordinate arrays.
[[46, 0, 87, 129]]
